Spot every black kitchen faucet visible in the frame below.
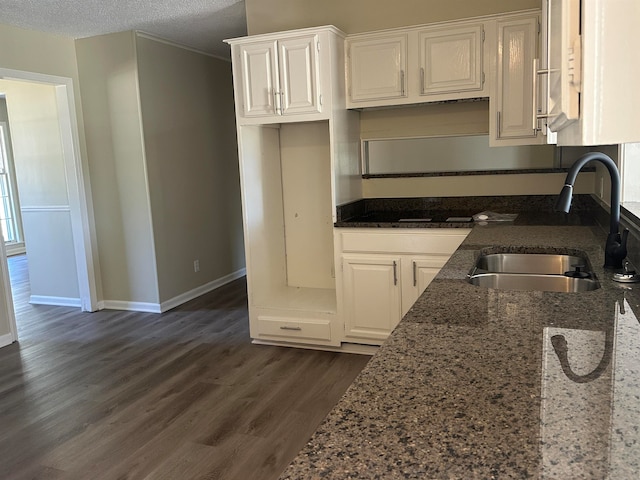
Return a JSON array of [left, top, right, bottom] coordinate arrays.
[[555, 152, 628, 269]]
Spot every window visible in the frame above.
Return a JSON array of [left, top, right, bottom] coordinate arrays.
[[621, 143, 640, 203], [0, 122, 21, 244]]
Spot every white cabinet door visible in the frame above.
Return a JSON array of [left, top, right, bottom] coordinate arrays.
[[236, 35, 321, 120], [238, 41, 279, 117], [401, 256, 447, 317], [493, 15, 542, 145], [278, 34, 321, 115], [347, 34, 407, 103], [418, 24, 484, 96], [342, 255, 402, 340]]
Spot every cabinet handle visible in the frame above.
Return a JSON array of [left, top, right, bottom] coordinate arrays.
[[413, 261, 417, 287], [280, 91, 285, 114], [280, 325, 302, 331], [532, 58, 539, 133], [420, 67, 425, 95], [496, 111, 501, 138], [273, 89, 281, 115], [400, 70, 405, 96], [393, 261, 398, 286], [534, 60, 558, 125]]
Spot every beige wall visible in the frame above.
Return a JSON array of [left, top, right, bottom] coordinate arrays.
[[76, 32, 159, 305], [0, 22, 96, 247], [360, 100, 489, 139], [0, 79, 80, 301], [0, 22, 102, 317], [246, 0, 540, 35], [135, 35, 244, 303]]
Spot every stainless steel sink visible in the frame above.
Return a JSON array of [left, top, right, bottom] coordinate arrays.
[[468, 272, 600, 292], [468, 251, 600, 293], [472, 253, 587, 275]]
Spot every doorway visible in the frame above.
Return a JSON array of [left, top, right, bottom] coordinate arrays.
[[0, 68, 99, 348]]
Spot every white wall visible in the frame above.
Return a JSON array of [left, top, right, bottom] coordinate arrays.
[[0, 80, 80, 304]]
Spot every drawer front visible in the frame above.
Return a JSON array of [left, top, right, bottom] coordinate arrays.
[[256, 315, 332, 343], [341, 230, 470, 255]]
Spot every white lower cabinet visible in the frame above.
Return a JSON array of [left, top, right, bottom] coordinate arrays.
[[337, 228, 470, 344], [342, 254, 403, 341], [402, 256, 448, 317]]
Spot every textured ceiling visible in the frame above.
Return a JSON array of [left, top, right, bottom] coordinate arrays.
[[0, 0, 247, 58]]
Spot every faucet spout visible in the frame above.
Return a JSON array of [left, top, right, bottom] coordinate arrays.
[[555, 152, 627, 269]]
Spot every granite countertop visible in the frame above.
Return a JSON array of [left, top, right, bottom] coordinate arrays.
[[334, 195, 597, 229], [280, 222, 640, 479]]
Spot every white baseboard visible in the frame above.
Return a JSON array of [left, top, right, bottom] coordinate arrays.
[[0, 332, 16, 348], [251, 339, 378, 355], [30, 295, 82, 307], [159, 268, 246, 312], [100, 268, 246, 314], [101, 300, 162, 313]]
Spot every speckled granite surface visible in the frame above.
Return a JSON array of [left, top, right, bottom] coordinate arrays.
[[280, 222, 640, 479], [335, 195, 597, 229]]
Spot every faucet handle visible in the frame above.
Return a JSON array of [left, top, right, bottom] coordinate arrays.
[[623, 260, 636, 275], [605, 229, 629, 269], [621, 228, 630, 249]]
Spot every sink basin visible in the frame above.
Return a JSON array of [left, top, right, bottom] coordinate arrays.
[[468, 272, 600, 293], [473, 253, 587, 275], [468, 250, 600, 293]]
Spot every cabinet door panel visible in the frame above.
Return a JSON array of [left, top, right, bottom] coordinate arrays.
[[496, 17, 538, 140], [348, 35, 407, 102], [419, 25, 483, 95], [239, 41, 279, 117], [343, 255, 402, 340], [402, 256, 447, 317], [278, 35, 321, 115]]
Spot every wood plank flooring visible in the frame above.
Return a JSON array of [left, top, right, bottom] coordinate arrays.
[[0, 255, 370, 479]]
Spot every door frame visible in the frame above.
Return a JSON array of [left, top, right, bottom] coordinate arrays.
[[0, 67, 100, 321]]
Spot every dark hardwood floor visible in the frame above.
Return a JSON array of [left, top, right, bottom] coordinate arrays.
[[0, 255, 370, 479]]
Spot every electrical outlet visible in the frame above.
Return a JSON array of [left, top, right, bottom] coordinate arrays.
[[193, 260, 200, 272]]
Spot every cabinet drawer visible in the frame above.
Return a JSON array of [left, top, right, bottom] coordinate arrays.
[[341, 230, 470, 255], [256, 315, 332, 342]]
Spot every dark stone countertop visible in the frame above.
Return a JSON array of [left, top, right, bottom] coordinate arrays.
[[280, 222, 640, 479], [334, 195, 597, 229]]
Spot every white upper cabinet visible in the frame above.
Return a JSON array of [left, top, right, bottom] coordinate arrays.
[[543, 0, 640, 145], [490, 14, 547, 146], [226, 26, 345, 125], [418, 24, 484, 96], [347, 34, 407, 103], [346, 19, 487, 108], [236, 35, 319, 119]]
